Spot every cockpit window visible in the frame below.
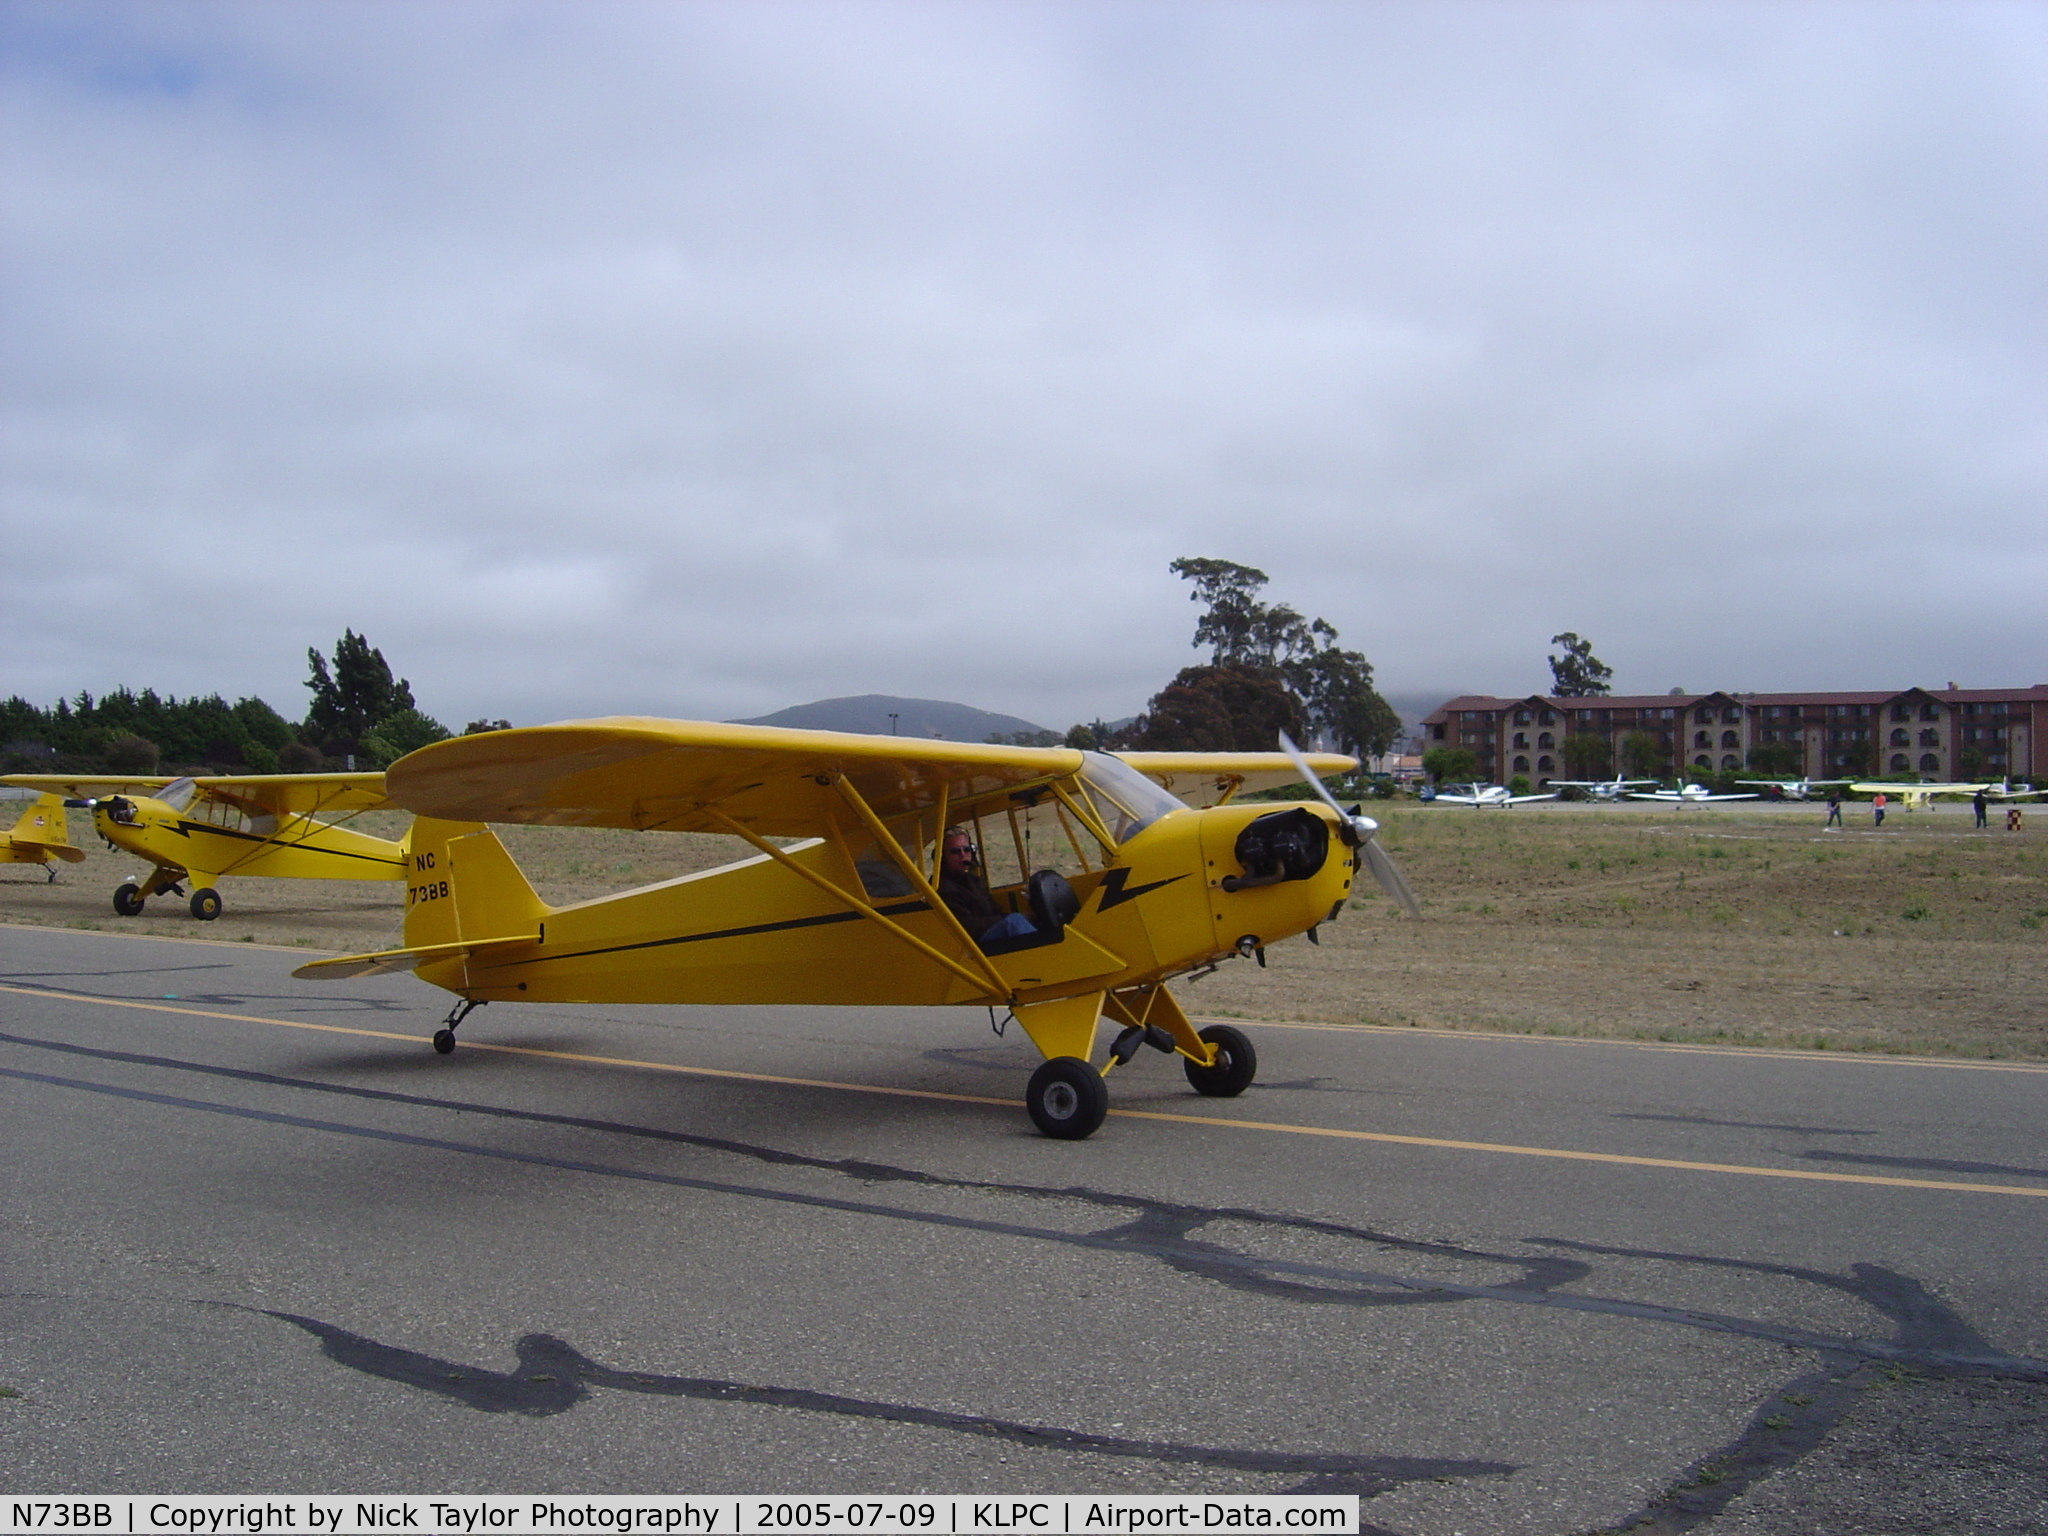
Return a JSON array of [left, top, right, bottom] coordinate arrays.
[[1077, 752, 1185, 844], [157, 777, 198, 813]]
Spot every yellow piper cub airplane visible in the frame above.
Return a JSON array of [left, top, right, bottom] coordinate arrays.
[[0, 792, 87, 881], [295, 720, 1419, 1139], [0, 772, 403, 919]]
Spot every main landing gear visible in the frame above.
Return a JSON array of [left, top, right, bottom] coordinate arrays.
[[1023, 1019, 1258, 1140], [111, 872, 220, 919], [433, 998, 485, 1055]]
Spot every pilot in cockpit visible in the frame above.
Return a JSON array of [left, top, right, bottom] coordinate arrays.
[[937, 826, 1038, 950]]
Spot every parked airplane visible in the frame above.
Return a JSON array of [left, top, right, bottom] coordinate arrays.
[[1629, 784, 1759, 805], [1736, 777, 1851, 801], [0, 771, 402, 918], [0, 792, 86, 881], [1548, 772, 1661, 802], [1422, 782, 1559, 808], [1848, 780, 2044, 811]]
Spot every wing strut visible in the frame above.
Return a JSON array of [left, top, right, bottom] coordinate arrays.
[[823, 776, 1016, 998], [698, 802, 1009, 1003]]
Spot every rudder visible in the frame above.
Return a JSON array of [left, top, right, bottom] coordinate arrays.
[[9, 792, 77, 852], [401, 817, 549, 949]]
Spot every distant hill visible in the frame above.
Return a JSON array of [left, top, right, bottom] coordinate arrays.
[[731, 694, 1055, 742]]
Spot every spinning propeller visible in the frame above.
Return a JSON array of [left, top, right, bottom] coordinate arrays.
[[1277, 733, 1422, 918]]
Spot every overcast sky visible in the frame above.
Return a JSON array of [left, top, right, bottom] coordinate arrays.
[[3, 1, 2042, 732]]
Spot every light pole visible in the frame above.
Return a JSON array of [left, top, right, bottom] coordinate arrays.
[[888, 712, 899, 736]]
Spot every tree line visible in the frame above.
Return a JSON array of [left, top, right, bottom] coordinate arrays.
[[0, 631, 491, 777]]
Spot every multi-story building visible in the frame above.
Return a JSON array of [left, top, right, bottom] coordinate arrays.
[[1418, 685, 2047, 785]]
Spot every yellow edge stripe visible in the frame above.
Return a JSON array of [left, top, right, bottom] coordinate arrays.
[[1193, 1014, 2048, 1074], [4, 983, 2045, 1200]]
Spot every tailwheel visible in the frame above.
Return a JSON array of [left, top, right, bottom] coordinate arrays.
[[113, 884, 145, 917], [1026, 1056, 1109, 1140], [432, 998, 485, 1055], [1183, 1023, 1257, 1098], [190, 887, 223, 921]]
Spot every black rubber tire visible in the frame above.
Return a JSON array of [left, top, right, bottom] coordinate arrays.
[[1184, 1023, 1257, 1097], [432, 1028, 457, 1055], [113, 884, 145, 917], [1025, 1056, 1109, 1140], [190, 887, 223, 921]]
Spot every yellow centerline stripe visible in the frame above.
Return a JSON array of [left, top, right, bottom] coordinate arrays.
[[4, 982, 2044, 1199], [10, 925, 2042, 1074], [1192, 1015, 2048, 1073]]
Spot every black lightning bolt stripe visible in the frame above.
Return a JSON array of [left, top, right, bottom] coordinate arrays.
[[1092, 867, 1186, 912], [169, 820, 406, 870], [504, 900, 933, 968]]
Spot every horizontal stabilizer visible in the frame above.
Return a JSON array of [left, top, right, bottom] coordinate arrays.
[[293, 933, 536, 982]]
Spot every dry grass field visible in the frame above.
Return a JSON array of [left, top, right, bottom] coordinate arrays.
[[4, 801, 2042, 1060]]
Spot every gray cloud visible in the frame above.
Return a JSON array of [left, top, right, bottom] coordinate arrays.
[[3, 0, 2042, 733]]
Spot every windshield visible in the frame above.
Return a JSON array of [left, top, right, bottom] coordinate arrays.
[[1079, 752, 1185, 844]]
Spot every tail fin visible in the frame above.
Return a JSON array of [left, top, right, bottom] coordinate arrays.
[[10, 792, 78, 853], [401, 816, 549, 949]]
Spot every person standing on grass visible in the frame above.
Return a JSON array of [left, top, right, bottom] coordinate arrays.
[[1826, 791, 1843, 829], [1873, 791, 1887, 828], [1974, 788, 1988, 829]]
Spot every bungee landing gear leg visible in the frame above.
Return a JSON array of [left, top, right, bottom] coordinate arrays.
[[433, 998, 485, 1056]]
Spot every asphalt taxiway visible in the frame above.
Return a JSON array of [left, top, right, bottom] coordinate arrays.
[[2, 924, 2043, 1533]]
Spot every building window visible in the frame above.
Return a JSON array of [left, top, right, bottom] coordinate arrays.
[[1513, 756, 1529, 772], [1694, 755, 1711, 768], [1721, 731, 1739, 749], [1538, 756, 1554, 772], [1922, 704, 1939, 720], [1695, 731, 1710, 748], [1513, 733, 1528, 748], [1514, 711, 1530, 726], [1537, 732, 1553, 748], [1540, 711, 1556, 726], [1920, 753, 1939, 772], [1695, 707, 1713, 725], [1431, 725, 1445, 740], [1723, 707, 1741, 724], [1892, 704, 1911, 721], [1720, 754, 1739, 770], [1890, 729, 1909, 747], [1890, 754, 1910, 771], [1919, 729, 1938, 746]]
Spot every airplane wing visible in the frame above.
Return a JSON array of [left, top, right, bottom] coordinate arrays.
[[193, 773, 393, 817], [1504, 792, 1561, 803], [0, 771, 391, 816], [1695, 793, 1760, 801], [1851, 781, 2039, 799], [384, 717, 1088, 836], [1115, 750, 1356, 808], [1, 774, 181, 799], [1627, 791, 1681, 801]]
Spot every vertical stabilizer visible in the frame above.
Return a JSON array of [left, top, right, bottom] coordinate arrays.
[[9, 793, 78, 852], [401, 817, 549, 949]]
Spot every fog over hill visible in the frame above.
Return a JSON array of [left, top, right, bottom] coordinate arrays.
[[731, 695, 1052, 743]]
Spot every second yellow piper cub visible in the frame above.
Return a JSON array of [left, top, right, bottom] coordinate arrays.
[[296, 719, 1419, 1139]]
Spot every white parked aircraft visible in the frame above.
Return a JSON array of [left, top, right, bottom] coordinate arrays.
[[1424, 782, 1560, 808], [1549, 772, 1661, 802], [1736, 777, 1850, 801], [1630, 784, 1760, 805]]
